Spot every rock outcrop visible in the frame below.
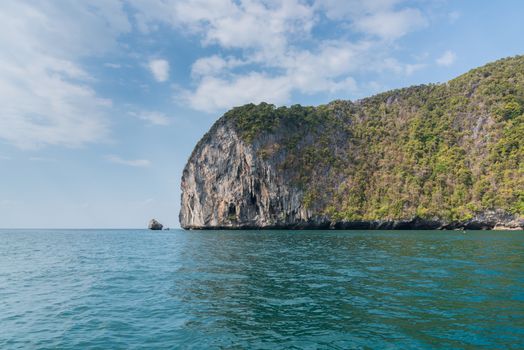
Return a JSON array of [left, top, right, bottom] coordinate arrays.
[[148, 219, 163, 230], [180, 56, 524, 230], [180, 117, 312, 229]]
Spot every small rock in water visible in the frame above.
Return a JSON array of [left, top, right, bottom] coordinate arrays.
[[148, 219, 163, 230]]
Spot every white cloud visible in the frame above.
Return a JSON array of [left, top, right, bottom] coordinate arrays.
[[182, 41, 365, 110], [316, 0, 428, 40], [280, 42, 364, 93], [191, 55, 245, 78], [405, 63, 426, 75], [381, 58, 426, 75], [105, 155, 151, 167], [0, 1, 131, 149], [132, 0, 314, 52], [352, 8, 428, 40], [148, 59, 170, 82], [180, 73, 292, 112], [127, 0, 430, 112], [0, 0, 436, 144], [0, 62, 112, 149], [0, 0, 429, 122], [315, 0, 402, 20], [436, 50, 456, 66], [180, 37, 427, 110], [130, 110, 171, 126], [0, 155, 11, 160], [104, 63, 122, 68]]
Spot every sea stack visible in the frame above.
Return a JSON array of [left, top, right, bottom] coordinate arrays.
[[180, 56, 524, 230], [148, 219, 163, 230]]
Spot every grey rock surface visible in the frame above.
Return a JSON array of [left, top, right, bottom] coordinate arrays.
[[148, 219, 163, 230], [180, 118, 310, 229]]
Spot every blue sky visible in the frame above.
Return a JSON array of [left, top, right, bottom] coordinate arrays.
[[0, 0, 523, 228]]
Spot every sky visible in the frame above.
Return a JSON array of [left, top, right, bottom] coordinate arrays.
[[0, 0, 523, 228]]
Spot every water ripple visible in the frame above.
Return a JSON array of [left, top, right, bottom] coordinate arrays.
[[0, 229, 523, 349]]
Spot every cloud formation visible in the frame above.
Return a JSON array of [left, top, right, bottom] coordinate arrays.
[[148, 59, 170, 82], [131, 110, 171, 126], [0, 0, 435, 149], [0, 1, 130, 149], [436, 50, 457, 66], [105, 155, 151, 167], [129, 0, 430, 112], [352, 8, 427, 40]]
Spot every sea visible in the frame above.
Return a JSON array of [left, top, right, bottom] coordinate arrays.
[[1, 229, 523, 349]]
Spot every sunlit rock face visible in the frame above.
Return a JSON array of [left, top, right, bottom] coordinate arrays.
[[180, 118, 316, 229]]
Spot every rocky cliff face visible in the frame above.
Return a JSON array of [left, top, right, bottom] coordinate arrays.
[[180, 56, 524, 230], [180, 118, 315, 229]]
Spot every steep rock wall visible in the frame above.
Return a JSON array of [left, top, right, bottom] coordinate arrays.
[[180, 119, 317, 229]]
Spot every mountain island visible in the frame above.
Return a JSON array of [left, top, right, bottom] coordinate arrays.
[[180, 56, 523, 230]]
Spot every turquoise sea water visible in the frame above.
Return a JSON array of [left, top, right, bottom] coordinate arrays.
[[1, 229, 523, 349]]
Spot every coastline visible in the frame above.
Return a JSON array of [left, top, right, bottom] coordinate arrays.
[[181, 215, 523, 231]]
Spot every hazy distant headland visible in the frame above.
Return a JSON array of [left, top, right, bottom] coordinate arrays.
[[180, 56, 524, 230]]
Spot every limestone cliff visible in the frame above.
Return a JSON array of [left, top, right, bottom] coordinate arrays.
[[180, 117, 313, 229], [180, 56, 524, 230]]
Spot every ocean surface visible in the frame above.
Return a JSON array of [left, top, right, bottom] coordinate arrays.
[[1, 229, 523, 349]]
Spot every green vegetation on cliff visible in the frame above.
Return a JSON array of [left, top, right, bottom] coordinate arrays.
[[224, 56, 524, 222]]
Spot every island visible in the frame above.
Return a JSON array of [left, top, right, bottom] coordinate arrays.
[[180, 56, 523, 230], [148, 219, 163, 230]]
